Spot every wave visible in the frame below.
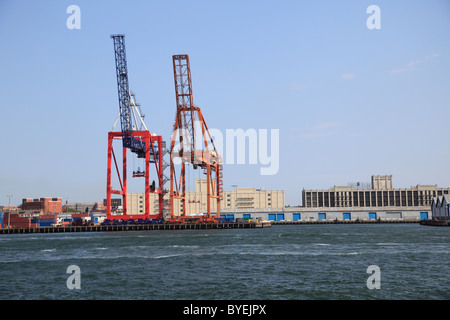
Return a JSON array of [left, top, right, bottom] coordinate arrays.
[[153, 254, 184, 259]]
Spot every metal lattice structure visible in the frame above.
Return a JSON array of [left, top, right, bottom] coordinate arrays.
[[169, 55, 223, 222], [111, 35, 146, 156]]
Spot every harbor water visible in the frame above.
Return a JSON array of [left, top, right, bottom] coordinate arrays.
[[0, 224, 448, 300]]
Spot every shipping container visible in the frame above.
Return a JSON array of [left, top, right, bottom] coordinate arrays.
[[72, 213, 89, 218], [72, 219, 83, 226], [39, 222, 54, 227], [40, 214, 57, 219]]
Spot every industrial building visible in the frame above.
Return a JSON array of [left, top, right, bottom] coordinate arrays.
[[302, 175, 450, 209], [124, 179, 284, 216], [22, 197, 62, 214], [215, 175, 445, 222], [65, 202, 106, 213]]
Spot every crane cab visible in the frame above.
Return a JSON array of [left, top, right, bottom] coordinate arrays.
[[132, 167, 145, 177]]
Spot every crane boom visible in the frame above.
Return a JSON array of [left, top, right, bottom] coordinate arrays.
[[111, 34, 146, 156]]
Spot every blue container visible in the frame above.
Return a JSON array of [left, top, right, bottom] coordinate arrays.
[[39, 222, 54, 227], [293, 213, 301, 221], [39, 219, 55, 224]]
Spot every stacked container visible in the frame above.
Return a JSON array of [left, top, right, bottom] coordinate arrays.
[[72, 213, 90, 226], [2, 213, 37, 228], [38, 214, 57, 227]]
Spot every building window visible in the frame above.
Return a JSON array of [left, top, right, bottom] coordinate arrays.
[[401, 191, 407, 206]]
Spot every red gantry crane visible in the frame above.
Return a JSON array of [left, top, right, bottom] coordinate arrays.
[[106, 35, 164, 222], [168, 55, 223, 223]]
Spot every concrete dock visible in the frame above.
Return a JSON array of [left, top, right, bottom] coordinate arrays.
[[0, 221, 271, 234], [420, 219, 450, 226], [272, 219, 420, 225]]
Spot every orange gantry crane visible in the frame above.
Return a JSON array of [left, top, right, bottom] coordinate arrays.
[[168, 55, 223, 223]]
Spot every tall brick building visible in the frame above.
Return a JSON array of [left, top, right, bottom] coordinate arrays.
[[22, 198, 62, 213]]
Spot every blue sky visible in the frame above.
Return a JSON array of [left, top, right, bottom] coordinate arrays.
[[0, 0, 449, 206]]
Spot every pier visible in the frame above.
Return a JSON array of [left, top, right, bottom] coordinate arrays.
[[0, 221, 271, 234], [420, 219, 450, 227], [272, 219, 419, 225]]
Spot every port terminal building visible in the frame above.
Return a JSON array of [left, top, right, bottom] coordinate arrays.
[[284, 175, 448, 222], [120, 175, 447, 222]]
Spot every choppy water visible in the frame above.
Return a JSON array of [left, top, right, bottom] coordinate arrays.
[[0, 224, 448, 300]]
